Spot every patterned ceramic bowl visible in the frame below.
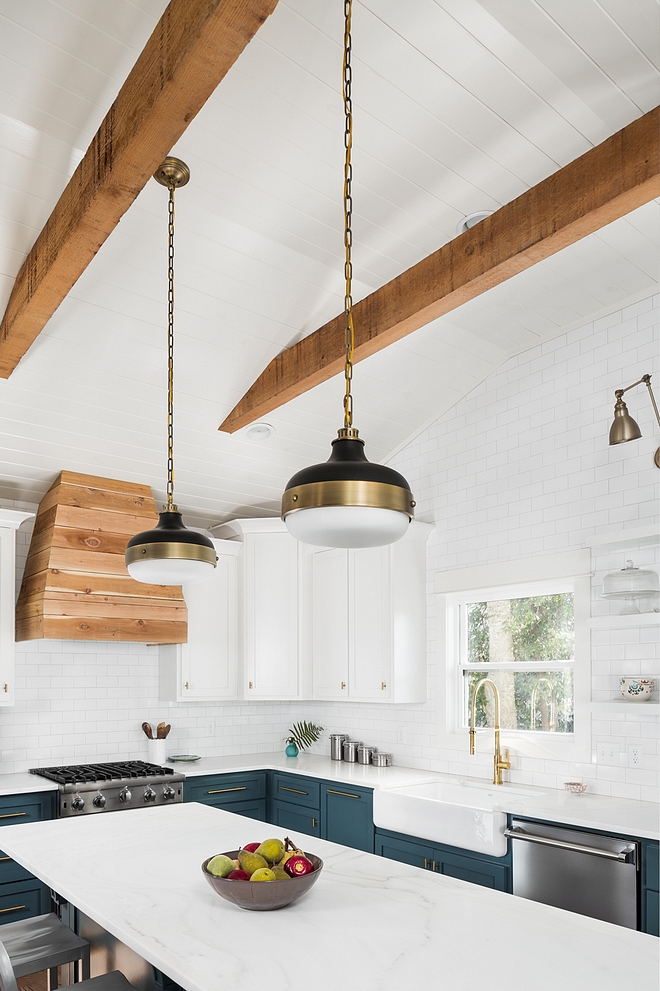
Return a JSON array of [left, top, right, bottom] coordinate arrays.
[[202, 850, 323, 911], [564, 782, 587, 794], [619, 677, 655, 702]]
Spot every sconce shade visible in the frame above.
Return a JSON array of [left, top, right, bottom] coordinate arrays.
[[126, 510, 217, 585], [282, 433, 414, 548], [609, 398, 642, 446]]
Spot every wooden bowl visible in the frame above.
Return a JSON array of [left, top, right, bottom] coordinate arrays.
[[201, 850, 323, 911]]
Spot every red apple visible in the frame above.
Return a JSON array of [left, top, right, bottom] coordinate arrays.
[[242, 842, 261, 853], [226, 869, 251, 881], [283, 855, 314, 877]]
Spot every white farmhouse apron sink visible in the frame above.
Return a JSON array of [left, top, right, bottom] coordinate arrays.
[[373, 778, 543, 858]]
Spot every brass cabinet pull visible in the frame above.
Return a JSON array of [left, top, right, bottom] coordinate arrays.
[[423, 858, 431, 869], [281, 786, 308, 795], [341, 682, 346, 689], [381, 682, 386, 690], [249, 682, 253, 689], [184, 682, 189, 690], [207, 787, 247, 795], [432, 861, 437, 872], [311, 818, 317, 827], [2, 685, 7, 693], [0, 813, 26, 820], [0, 857, 11, 863], [0, 906, 25, 914], [326, 789, 360, 799]]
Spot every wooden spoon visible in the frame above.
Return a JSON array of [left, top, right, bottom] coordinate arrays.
[[142, 722, 153, 739], [156, 721, 166, 739], [162, 724, 172, 738]]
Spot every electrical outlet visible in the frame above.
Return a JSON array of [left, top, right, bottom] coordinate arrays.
[[397, 726, 409, 744], [597, 741, 618, 766], [205, 720, 215, 738], [628, 745, 643, 767]]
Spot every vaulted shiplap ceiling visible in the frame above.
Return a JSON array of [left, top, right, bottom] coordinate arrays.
[[0, 0, 658, 525]]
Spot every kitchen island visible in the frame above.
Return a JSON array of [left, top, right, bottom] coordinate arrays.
[[0, 802, 656, 991]]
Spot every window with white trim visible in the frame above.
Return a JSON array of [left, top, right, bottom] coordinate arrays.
[[456, 579, 575, 735]]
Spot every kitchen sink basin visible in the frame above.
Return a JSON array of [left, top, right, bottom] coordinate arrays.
[[373, 778, 544, 858]]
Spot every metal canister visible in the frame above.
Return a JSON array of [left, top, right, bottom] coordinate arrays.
[[371, 752, 392, 767], [342, 740, 360, 763], [357, 745, 375, 765], [330, 734, 348, 760]]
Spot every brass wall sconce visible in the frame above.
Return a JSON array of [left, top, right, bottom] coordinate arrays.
[[608, 373, 660, 468]]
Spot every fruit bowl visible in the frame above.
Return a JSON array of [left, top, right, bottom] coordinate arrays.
[[202, 850, 323, 911]]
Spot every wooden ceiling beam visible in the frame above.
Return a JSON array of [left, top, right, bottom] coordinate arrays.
[[0, 0, 279, 378], [219, 105, 660, 434]]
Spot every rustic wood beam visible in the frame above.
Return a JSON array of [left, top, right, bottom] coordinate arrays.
[[220, 105, 660, 433], [0, 0, 279, 378]]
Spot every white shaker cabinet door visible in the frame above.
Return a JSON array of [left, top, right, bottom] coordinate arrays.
[[311, 547, 349, 699], [350, 545, 391, 700], [244, 530, 300, 699], [0, 511, 34, 706], [159, 541, 239, 701]]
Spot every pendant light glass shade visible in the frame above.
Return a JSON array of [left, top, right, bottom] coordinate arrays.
[[282, 431, 414, 548], [126, 157, 216, 585], [281, 0, 415, 548], [126, 509, 216, 585]]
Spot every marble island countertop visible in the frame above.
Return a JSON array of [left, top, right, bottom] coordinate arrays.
[[0, 753, 657, 839], [0, 801, 656, 991]]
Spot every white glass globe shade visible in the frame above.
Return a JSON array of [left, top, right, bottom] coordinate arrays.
[[126, 556, 216, 585], [284, 506, 410, 548]]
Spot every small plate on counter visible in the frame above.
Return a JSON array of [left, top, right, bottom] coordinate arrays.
[[167, 754, 201, 763]]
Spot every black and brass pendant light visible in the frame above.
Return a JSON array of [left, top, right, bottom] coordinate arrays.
[[282, 0, 415, 548], [126, 158, 216, 584]]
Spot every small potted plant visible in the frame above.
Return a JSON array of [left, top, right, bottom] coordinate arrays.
[[284, 720, 324, 757]]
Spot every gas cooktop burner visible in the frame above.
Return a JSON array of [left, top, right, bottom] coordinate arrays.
[[29, 761, 176, 785], [29, 761, 185, 817]]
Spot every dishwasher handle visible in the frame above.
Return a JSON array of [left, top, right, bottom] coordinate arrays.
[[504, 827, 637, 865]]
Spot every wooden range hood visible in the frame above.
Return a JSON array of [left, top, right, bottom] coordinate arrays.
[[16, 472, 187, 643]]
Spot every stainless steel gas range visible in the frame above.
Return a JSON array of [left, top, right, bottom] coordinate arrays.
[[29, 761, 185, 817]]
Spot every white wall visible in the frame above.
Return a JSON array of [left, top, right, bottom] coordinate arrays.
[[1, 293, 658, 803]]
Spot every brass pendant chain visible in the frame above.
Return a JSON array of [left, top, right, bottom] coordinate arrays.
[[166, 181, 176, 510], [343, 0, 355, 431]]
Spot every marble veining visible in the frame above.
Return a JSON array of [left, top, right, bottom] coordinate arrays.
[[0, 803, 656, 991]]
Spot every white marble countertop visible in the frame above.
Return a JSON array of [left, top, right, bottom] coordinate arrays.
[[0, 802, 656, 991], [2, 753, 658, 839], [177, 753, 660, 840]]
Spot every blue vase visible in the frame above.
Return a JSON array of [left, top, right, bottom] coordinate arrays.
[[285, 742, 299, 757]]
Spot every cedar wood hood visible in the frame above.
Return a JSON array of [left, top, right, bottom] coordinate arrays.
[[16, 471, 187, 642]]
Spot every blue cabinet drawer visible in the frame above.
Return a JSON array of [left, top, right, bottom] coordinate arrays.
[[185, 773, 266, 807], [272, 774, 320, 810], [0, 879, 51, 926], [271, 800, 321, 838], [375, 831, 434, 870], [0, 851, 34, 885], [437, 849, 508, 891], [0, 793, 56, 827]]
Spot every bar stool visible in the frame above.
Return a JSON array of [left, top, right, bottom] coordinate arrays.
[[0, 913, 89, 988], [0, 934, 135, 991]]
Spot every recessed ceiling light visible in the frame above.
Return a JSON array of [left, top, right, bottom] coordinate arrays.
[[456, 211, 493, 235], [245, 422, 275, 442]]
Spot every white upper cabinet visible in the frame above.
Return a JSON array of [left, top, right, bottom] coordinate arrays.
[[0, 509, 34, 706], [214, 519, 308, 700], [159, 539, 240, 702], [310, 521, 432, 703]]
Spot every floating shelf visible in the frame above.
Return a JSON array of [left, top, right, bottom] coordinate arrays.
[[588, 701, 660, 715], [588, 613, 659, 628], [588, 526, 659, 550]]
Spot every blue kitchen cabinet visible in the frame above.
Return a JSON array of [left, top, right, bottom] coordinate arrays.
[[270, 800, 321, 838], [322, 783, 374, 853], [270, 773, 321, 837], [0, 791, 55, 924], [642, 840, 659, 936], [184, 772, 267, 821], [375, 828, 511, 892]]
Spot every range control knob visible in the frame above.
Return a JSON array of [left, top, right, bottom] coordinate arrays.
[[143, 786, 156, 803], [162, 785, 176, 801], [92, 792, 106, 809], [118, 786, 132, 804], [71, 794, 85, 812]]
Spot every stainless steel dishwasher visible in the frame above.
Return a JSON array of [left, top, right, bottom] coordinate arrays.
[[505, 818, 638, 929]]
